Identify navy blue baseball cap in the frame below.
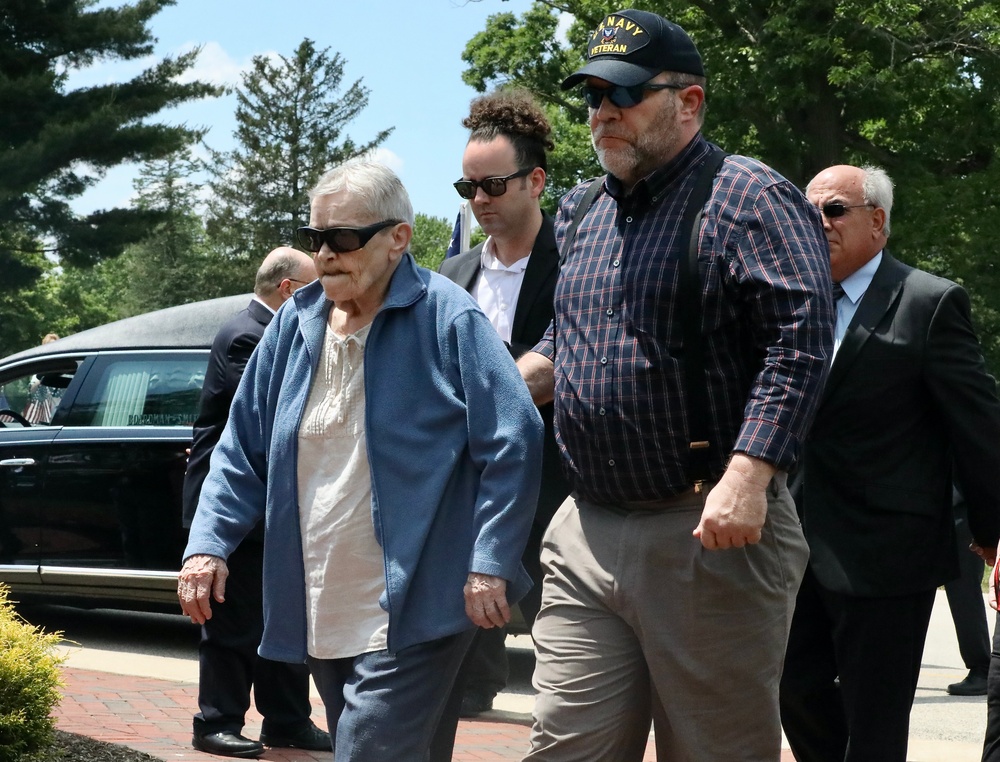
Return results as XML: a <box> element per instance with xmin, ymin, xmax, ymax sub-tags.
<box><xmin>561</xmin><ymin>9</ymin><xmax>704</xmax><ymax>89</ymax></box>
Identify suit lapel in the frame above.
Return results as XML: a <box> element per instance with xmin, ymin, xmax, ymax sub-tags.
<box><xmin>451</xmin><ymin>245</ymin><xmax>484</xmax><ymax>293</ymax></box>
<box><xmin>246</xmin><ymin>297</ymin><xmax>273</xmax><ymax>328</ymax></box>
<box><xmin>511</xmin><ymin>214</ymin><xmax>558</xmax><ymax>344</ymax></box>
<box><xmin>823</xmin><ymin>253</ymin><xmax>906</xmax><ymax>398</ymax></box>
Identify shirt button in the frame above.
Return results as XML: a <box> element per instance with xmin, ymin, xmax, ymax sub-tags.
<box><xmin>608</xmin><ymin>459</ymin><xmax>616</xmax><ymax>466</ymax></box>
<box><xmin>600</xmin><ymin>357</ymin><xmax>608</xmax><ymax>365</ymax></box>
<box><xmin>599</xmin><ymin>407</ymin><xmax>606</xmax><ymax>415</ymax></box>
<box><xmin>606</xmin><ymin>308</ymin><xmax>614</xmax><ymax>316</ymax></box>
<box><xmin>612</xmin><ymin>260</ymin><xmax>620</xmax><ymax>267</ymax></box>
<box><xmin>625</xmin><ymin>216</ymin><xmax>633</xmax><ymax>223</ymax></box>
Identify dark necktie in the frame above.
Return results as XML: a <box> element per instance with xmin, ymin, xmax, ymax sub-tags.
<box><xmin>832</xmin><ymin>282</ymin><xmax>846</xmax><ymax>302</ymax></box>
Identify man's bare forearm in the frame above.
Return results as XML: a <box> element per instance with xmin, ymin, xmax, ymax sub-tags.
<box><xmin>517</xmin><ymin>351</ymin><xmax>555</xmax><ymax>406</ymax></box>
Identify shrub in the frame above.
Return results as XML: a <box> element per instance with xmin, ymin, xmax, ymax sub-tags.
<box><xmin>0</xmin><ymin>585</ymin><xmax>64</xmax><ymax>762</ymax></box>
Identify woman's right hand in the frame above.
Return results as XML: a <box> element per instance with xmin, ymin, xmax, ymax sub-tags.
<box><xmin>177</xmin><ymin>554</ymin><xmax>229</xmax><ymax>624</ymax></box>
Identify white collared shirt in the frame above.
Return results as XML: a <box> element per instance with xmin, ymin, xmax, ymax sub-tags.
<box><xmin>252</xmin><ymin>295</ymin><xmax>276</xmax><ymax>315</ymax></box>
<box><xmin>472</xmin><ymin>237</ymin><xmax>530</xmax><ymax>345</ymax></box>
<box><xmin>832</xmin><ymin>250</ymin><xmax>883</xmax><ymax>360</ymax></box>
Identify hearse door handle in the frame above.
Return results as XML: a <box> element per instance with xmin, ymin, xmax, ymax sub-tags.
<box><xmin>0</xmin><ymin>458</ymin><xmax>36</xmax><ymax>467</ymax></box>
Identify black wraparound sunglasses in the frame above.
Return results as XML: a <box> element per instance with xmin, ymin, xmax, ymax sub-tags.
<box><xmin>453</xmin><ymin>167</ymin><xmax>534</xmax><ymax>200</ymax></box>
<box><xmin>295</xmin><ymin>220</ymin><xmax>401</xmax><ymax>253</ymax></box>
<box><xmin>581</xmin><ymin>82</ymin><xmax>686</xmax><ymax>109</ymax></box>
<box><xmin>820</xmin><ymin>202</ymin><xmax>872</xmax><ymax>218</ymax></box>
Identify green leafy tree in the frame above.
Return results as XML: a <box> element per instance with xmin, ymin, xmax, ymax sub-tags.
<box><xmin>463</xmin><ymin>0</ymin><xmax>1000</xmax><ymax>369</ymax></box>
<box><xmin>0</xmin><ymin>243</ymin><xmax>62</xmax><ymax>358</ymax></box>
<box><xmin>207</xmin><ymin>38</ymin><xmax>393</xmax><ymax>278</ymax></box>
<box><xmin>409</xmin><ymin>213</ymin><xmax>453</xmax><ymax>271</ymax></box>
<box><xmin>44</xmin><ymin>260</ymin><xmax>120</xmax><ymax>340</ymax></box>
<box><xmin>27</xmin><ymin>150</ymin><xmax>227</xmax><ymax>348</ymax></box>
<box><xmin>0</xmin><ymin>0</ymin><xmax>221</xmax><ymax>289</ymax></box>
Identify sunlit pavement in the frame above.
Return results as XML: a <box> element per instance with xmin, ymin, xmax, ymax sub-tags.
<box><xmin>52</xmin><ymin>588</ymin><xmax>988</xmax><ymax>760</ymax></box>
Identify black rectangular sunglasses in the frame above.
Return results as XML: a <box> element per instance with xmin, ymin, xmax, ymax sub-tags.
<box><xmin>453</xmin><ymin>167</ymin><xmax>533</xmax><ymax>200</ymax></box>
<box><xmin>820</xmin><ymin>202</ymin><xmax>872</xmax><ymax>218</ymax></box>
<box><xmin>295</xmin><ymin>220</ymin><xmax>400</xmax><ymax>253</ymax></box>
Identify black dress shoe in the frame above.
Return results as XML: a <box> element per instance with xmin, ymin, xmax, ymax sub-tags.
<box><xmin>947</xmin><ymin>669</ymin><xmax>989</xmax><ymax>696</ymax></box>
<box><xmin>192</xmin><ymin>731</ymin><xmax>264</xmax><ymax>758</ymax></box>
<box><xmin>260</xmin><ymin>721</ymin><xmax>332</xmax><ymax>751</ymax></box>
<box><xmin>459</xmin><ymin>691</ymin><xmax>495</xmax><ymax>718</ymax></box>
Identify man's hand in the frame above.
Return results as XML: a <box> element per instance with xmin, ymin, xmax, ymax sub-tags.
<box><xmin>991</xmin><ymin>558</ymin><xmax>1000</xmax><ymax>611</ymax></box>
<box><xmin>693</xmin><ymin>454</ymin><xmax>775</xmax><ymax>550</ymax></box>
<box><xmin>987</xmin><ymin>539</ymin><xmax>1000</xmax><ymax>611</ymax></box>
<box><xmin>177</xmin><ymin>554</ymin><xmax>228</xmax><ymax>625</ymax></box>
<box><xmin>464</xmin><ymin>573</ymin><xmax>510</xmax><ymax>628</ymax></box>
<box><xmin>971</xmin><ymin>541</ymin><xmax>998</xmax><ymax>569</ymax></box>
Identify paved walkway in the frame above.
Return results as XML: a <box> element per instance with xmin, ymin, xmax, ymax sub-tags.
<box><xmin>54</xmin><ymin>666</ymin><xmax>660</xmax><ymax>761</ymax></box>
<box><xmin>48</xmin><ymin>589</ymin><xmax>991</xmax><ymax>760</ymax></box>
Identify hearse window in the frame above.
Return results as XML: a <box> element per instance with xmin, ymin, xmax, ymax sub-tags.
<box><xmin>62</xmin><ymin>355</ymin><xmax>206</xmax><ymax>427</ymax></box>
<box><xmin>0</xmin><ymin>362</ymin><xmax>78</xmax><ymax>426</ymax></box>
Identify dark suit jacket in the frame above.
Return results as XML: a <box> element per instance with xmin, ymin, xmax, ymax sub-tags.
<box><xmin>794</xmin><ymin>253</ymin><xmax>1000</xmax><ymax>597</ymax></box>
<box><xmin>182</xmin><ymin>298</ymin><xmax>272</xmax><ymax>529</ymax></box>
<box><xmin>439</xmin><ymin>214</ymin><xmax>569</xmax><ymax>526</ymax></box>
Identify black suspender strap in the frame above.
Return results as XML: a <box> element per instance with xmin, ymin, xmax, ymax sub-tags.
<box><xmin>677</xmin><ymin>146</ymin><xmax>728</xmax><ymax>485</ymax></box>
<box><xmin>559</xmin><ymin>177</ymin><xmax>605</xmax><ymax>266</ymax></box>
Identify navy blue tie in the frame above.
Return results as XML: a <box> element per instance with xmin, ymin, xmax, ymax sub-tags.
<box><xmin>832</xmin><ymin>282</ymin><xmax>846</xmax><ymax>302</ymax></box>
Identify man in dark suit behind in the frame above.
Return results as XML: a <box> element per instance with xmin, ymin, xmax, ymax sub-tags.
<box><xmin>182</xmin><ymin>246</ymin><xmax>329</xmax><ymax>759</ymax></box>
<box><xmin>438</xmin><ymin>89</ymin><xmax>570</xmax><ymax>722</ymax></box>
<box><xmin>780</xmin><ymin>164</ymin><xmax>1000</xmax><ymax>762</ymax></box>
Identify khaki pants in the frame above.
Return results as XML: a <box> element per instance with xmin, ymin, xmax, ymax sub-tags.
<box><xmin>525</xmin><ymin>475</ymin><xmax>808</xmax><ymax>762</ymax></box>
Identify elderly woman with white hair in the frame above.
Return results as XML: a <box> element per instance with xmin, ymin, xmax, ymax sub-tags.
<box><xmin>179</xmin><ymin>160</ymin><xmax>543</xmax><ymax>760</ymax></box>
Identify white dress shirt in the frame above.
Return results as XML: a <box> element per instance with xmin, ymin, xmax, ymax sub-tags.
<box><xmin>472</xmin><ymin>237</ymin><xmax>530</xmax><ymax>345</ymax></box>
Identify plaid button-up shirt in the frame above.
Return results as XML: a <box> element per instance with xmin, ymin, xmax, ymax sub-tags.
<box><xmin>535</xmin><ymin>135</ymin><xmax>833</xmax><ymax>503</ymax></box>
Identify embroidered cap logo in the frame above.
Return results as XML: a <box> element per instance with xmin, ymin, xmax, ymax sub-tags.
<box><xmin>588</xmin><ymin>15</ymin><xmax>649</xmax><ymax>59</ymax></box>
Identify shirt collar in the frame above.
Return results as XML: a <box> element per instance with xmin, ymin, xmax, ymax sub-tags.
<box><xmin>481</xmin><ymin>236</ymin><xmax>530</xmax><ymax>273</ymax></box>
<box><xmin>839</xmin><ymin>251</ymin><xmax>883</xmax><ymax>304</ymax></box>
<box><xmin>252</xmin><ymin>295</ymin><xmax>276</xmax><ymax>315</ymax></box>
<box><xmin>604</xmin><ymin>133</ymin><xmax>711</xmax><ymax>210</ymax></box>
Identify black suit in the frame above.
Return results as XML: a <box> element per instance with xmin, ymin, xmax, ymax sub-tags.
<box><xmin>183</xmin><ymin>298</ymin><xmax>313</xmax><ymax>739</ymax></box>
<box><xmin>436</xmin><ymin>214</ymin><xmax>569</xmax><ymax>739</ymax></box>
<box><xmin>781</xmin><ymin>254</ymin><xmax>1000</xmax><ymax>761</ymax></box>
<box><xmin>183</xmin><ymin>298</ymin><xmax>272</xmax><ymax>528</ymax></box>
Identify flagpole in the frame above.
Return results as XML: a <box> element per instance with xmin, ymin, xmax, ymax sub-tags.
<box><xmin>445</xmin><ymin>202</ymin><xmax>473</xmax><ymax>259</ymax></box>
<box><xmin>459</xmin><ymin>201</ymin><xmax>471</xmax><ymax>252</ymax></box>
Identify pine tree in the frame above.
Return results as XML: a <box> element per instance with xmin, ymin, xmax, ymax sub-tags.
<box><xmin>206</xmin><ymin>38</ymin><xmax>393</xmax><ymax>269</ymax></box>
<box><xmin>0</xmin><ymin>0</ymin><xmax>221</xmax><ymax>285</ymax></box>
<box><xmin>117</xmin><ymin>150</ymin><xmax>238</xmax><ymax>316</ymax></box>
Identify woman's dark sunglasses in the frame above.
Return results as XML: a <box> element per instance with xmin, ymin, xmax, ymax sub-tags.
<box><xmin>581</xmin><ymin>82</ymin><xmax>685</xmax><ymax>109</ymax></box>
<box><xmin>453</xmin><ymin>167</ymin><xmax>533</xmax><ymax>200</ymax></box>
<box><xmin>295</xmin><ymin>220</ymin><xmax>401</xmax><ymax>253</ymax></box>
<box><xmin>820</xmin><ymin>202</ymin><xmax>872</xmax><ymax>218</ymax></box>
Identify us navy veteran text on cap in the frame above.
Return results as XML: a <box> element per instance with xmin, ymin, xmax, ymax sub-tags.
<box><xmin>561</xmin><ymin>9</ymin><xmax>705</xmax><ymax>90</ymax></box>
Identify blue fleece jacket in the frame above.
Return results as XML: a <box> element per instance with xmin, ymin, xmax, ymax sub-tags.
<box><xmin>184</xmin><ymin>254</ymin><xmax>543</xmax><ymax>660</ymax></box>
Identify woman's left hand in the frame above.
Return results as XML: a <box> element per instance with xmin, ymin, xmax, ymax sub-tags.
<box><xmin>464</xmin><ymin>573</ymin><xmax>510</xmax><ymax>628</ymax></box>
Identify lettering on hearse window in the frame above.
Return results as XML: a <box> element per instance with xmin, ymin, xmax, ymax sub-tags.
<box><xmin>60</xmin><ymin>354</ymin><xmax>207</xmax><ymax>427</ymax></box>
<box><xmin>127</xmin><ymin>413</ymin><xmax>195</xmax><ymax>426</ymax></box>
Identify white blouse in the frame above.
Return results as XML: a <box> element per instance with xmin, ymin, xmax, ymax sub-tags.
<box><xmin>296</xmin><ymin>322</ymin><xmax>388</xmax><ymax>659</ymax></box>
